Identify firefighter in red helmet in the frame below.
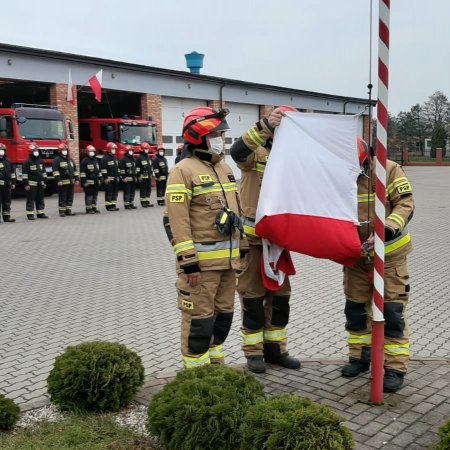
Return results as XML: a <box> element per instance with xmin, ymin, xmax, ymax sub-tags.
<box><xmin>230</xmin><ymin>105</ymin><xmax>301</xmax><ymax>373</ymax></box>
<box><xmin>52</xmin><ymin>143</ymin><xmax>79</xmax><ymax>216</ymax></box>
<box><xmin>136</xmin><ymin>142</ymin><xmax>154</xmax><ymax>207</ymax></box>
<box><xmin>0</xmin><ymin>143</ymin><xmax>16</xmax><ymax>223</ymax></box>
<box><xmin>175</xmin><ymin>144</ymin><xmax>184</xmax><ymax>164</ymax></box>
<box><xmin>80</xmin><ymin>145</ymin><xmax>102</xmax><ymax>214</ymax></box>
<box><xmin>153</xmin><ymin>146</ymin><xmax>169</xmax><ymax>205</ymax></box>
<box><xmin>341</xmin><ymin>136</ymin><xmax>415</xmax><ymax>393</ymax></box>
<box><xmin>22</xmin><ymin>144</ymin><xmax>48</xmax><ymax>220</ymax></box>
<box><xmin>163</xmin><ymin>107</ymin><xmax>248</xmax><ymax>368</ymax></box>
<box><xmin>100</xmin><ymin>142</ymin><xmax>120</xmax><ymax>211</ymax></box>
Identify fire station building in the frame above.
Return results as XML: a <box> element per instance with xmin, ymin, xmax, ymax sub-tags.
<box><xmin>0</xmin><ymin>43</ymin><xmax>371</xmax><ymax>173</ymax></box>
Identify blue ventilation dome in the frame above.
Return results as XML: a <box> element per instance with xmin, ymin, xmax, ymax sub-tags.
<box><xmin>185</xmin><ymin>52</ymin><xmax>205</xmax><ymax>74</ymax></box>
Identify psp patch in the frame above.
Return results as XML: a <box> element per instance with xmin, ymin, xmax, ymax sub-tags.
<box><xmin>397</xmin><ymin>183</ymin><xmax>412</xmax><ymax>194</ymax></box>
<box><xmin>228</xmin><ymin>174</ymin><xmax>236</xmax><ymax>182</ymax></box>
<box><xmin>170</xmin><ymin>193</ymin><xmax>185</xmax><ymax>203</ymax></box>
<box><xmin>181</xmin><ymin>300</ymin><xmax>194</xmax><ymax>310</ymax></box>
<box><xmin>199</xmin><ymin>174</ymin><xmax>213</xmax><ymax>183</ymax></box>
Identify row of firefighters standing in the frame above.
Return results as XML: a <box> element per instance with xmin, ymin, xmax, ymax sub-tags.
<box><xmin>163</xmin><ymin>106</ymin><xmax>414</xmax><ymax>394</ymax></box>
<box><xmin>0</xmin><ymin>142</ymin><xmax>171</xmax><ymax>221</ymax></box>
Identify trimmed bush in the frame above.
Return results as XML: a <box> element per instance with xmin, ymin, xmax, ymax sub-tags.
<box><xmin>435</xmin><ymin>419</ymin><xmax>450</xmax><ymax>450</ymax></box>
<box><xmin>47</xmin><ymin>341</ymin><xmax>144</xmax><ymax>412</ymax></box>
<box><xmin>147</xmin><ymin>364</ymin><xmax>265</xmax><ymax>450</ymax></box>
<box><xmin>0</xmin><ymin>394</ymin><xmax>20</xmax><ymax>431</ymax></box>
<box><xmin>240</xmin><ymin>395</ymin><xmax>354</xmax><ymax>450</ymax></box>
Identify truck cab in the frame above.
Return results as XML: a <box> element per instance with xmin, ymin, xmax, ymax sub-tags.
<box><xmin>0</xmin><ymin>103</ymin><xmax>73</xmax><ymax>192</ymax></box>
<box><xmin>79</xmin><ymin>117</ymin><xmax>158</xmax><ymax>161</ymax></box>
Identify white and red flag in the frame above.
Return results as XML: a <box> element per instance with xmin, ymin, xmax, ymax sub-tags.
<box><xmin>88</xmin><ymin>69</ymin><xmax>103</xmax><ymax>103</ymax></box>
<box><xmin>255</xmin><ymin>112</ymin><xmax>362</xmax><ymax>269</ymax></box>
<box><xmin>66</xmin><ymin>69</ymin><xmax>75</xmax><ymax>105</ymax></box>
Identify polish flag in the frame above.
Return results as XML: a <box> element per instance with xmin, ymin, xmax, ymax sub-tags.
<box><xmin>255</xmin><ymin>112</ymin><xmax>362</xmax><ymax>268</ymax></box>
<box><xmin>88</xmin><ymin>69</ymin><xmax>103</xmax><ymax>103</ymax></box>
<box><xmin>66</xmin><ymin>69</ymin><xmax>75</xmax><ymax>105</ymax></box>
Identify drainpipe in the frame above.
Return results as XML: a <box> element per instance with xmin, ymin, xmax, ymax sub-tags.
<box><xmin>219</xmin><ymin>82</ymin><xmax>226</xmax><ymax>108</ymax></box>
<box><xmin>343</xmin><ymin>99</ymin><xmax>349</xmax><ymax>114</ymax></box>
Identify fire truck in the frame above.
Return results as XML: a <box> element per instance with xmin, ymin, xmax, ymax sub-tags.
<box><xmin>0</xmin><ymin>103</ymin><xmax>73</xmax><ymax>192</ymax></box>
<box><xmin>79</xmin><ymin>117</ymin><xmax>158</xmax><ymax>160</ymax></box>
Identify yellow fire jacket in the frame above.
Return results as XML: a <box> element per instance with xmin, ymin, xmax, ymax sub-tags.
<box><xmin>230</xmin><ymin>118</ymin><xmax>274</xmax><ymax>245</ymax></box>
<box><xmin>164</xmin><ymin>153</ymin><xmax>247</xmax><ymax>272</ymax></box>
<box><xmin>358</xmin><ymin>158</ymin><xmax>414</xmax><ymax>262</ymax></box>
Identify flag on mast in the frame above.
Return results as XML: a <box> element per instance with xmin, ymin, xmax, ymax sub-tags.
<box><xmin>66</xmin><ymin>69</ymin><xmax>75</xmax><ymax>105</ymax></box>
<box><xmin>88</xmin><ymin>69</ymin><xmax>103</xmax><ymax>103</ymax></box>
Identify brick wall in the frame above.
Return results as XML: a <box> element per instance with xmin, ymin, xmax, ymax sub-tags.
<box><xmin>49</xmin><ymin>83</ymin><xmax>79</xmax><ymax>166</ymax></box>
<box><xmin>140</xmin><ymin>94</ymin><xmax>162</xmax><ymax>146</ymax></box>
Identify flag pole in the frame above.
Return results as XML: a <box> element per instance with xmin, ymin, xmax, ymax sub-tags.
<box><xmin>371</xmin><ymin>0</ymin><xmax>390</xmax><ymax>405</ymax></box>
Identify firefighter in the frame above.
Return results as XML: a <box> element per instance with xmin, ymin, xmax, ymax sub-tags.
<box><xmin>0</xmin><ymin>143</ymin><xmax>16</xmax><ymax>223</ymax></box>
<box><xmin>153</xmin><ymin>146</ymin><xmax>168</xmax><ymax>205</ymax></box>
<box><xmin>230</xmin><ymin>106</ymin><xmax>301</xmax><ymax>374</ymax></box>
<box><xmin>22</xmin><ymin>144</ymin><xmax>48</xmax><ymax>220</ymax></box>
<box><xmin>100</xmin><ymin>142</ymin><xmax>120</xmax><ymax>211</ymax></box>
<box><xmin>164</xmin><ymin>107</ymin><xmax>247</xmax><ymax>368</ymax></box>
<box><xmin>80</xmin><ymin>145</ymin><xmax>102</xmax><ymax>214</ymax></box>
<box><xmin>341</xmin><ymin>137</ymin><xmax>414</xmax><ymax>393</ymax></box>
<box><xmin>175</xmin><ymin>144</ymin><xmax>184</xmax><ymax>164</ymax></box>
<box><xmin>52</xmin><ymin>143</ymin><xmax>79</xmax><ymax>217</ymax></box>
<box><xmin>136</xmin><ymin>142</ymin><xmax>154</xmax><ymax>207</ymax></box>
<box><xmin>119</xmin><ymin>145</ymin><xmax>137</xmax><ymax>209</ymax></box>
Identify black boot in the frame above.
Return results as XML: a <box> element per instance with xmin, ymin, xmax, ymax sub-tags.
<box><xmin>65</xmin><ymin>210</ymin><xmax>76</xmax><ymax>216</ymax></box>
<box><xmin>130</xmin><ymin>204</ymin><xmax>137</xmax><ymax>209</ymax></box>
<box><xmin>37</xmin><ymin>214</ymin><xmax>49</xmax><ymax>219</ymax></box>
<box><xmin>246</xmin><ymin>356</ymin><xmax>266</xmax><ymax>374</ymax></box>
<box><xmin>27</xmin><ymin>215</ymin><xmax>35</xmax><ymax>220</ymax></box>
<box><xmin>341</xmin><ymin>346</ymin><xmax>371</xmax><ymax>377</ymax></box>
<box><xmin>3</xmin><ymin>216</ymin><xmax>15</xmax><ymax>222</ymax></box>
<box><xmin>383</xmin><ymin>370</ymin><xmax>405</xmax><ymax>393</ymax></box>
<box><xmin>264</xmin><ymin>343</ymin><xmax>301</xmax><ymax>370</ymax></box>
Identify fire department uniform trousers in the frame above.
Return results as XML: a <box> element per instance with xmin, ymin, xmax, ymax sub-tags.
<box><xmin>57</xmin><ymin>183</ymin><xmax>75</xmax><ymax>213</ymax></box>
<box><xmin>164</xmin><ymin>153</ymin><xmax>245</xmax><ymax>368</ymax></box>
<box><xmin>140</xmin><ymin>177</ymin><xmax>151</xmax><ymax>206</ymax></box>
<box><xmin>0</xmin><ymin>184</ymin><xmax>12</xmax><ymax>220</ymax></box>
<box><xmin>123</xmin><ymin>178</ymin><xmax>136</xmax><ymax>206</ymax></box>
<box><xmin>344</xmin><ymin>159</ymin><xmax>414</xmax><ymax>374</ymax></box>
<box><xmin>85</xmin><ymin>183</ymin><xmax>99</xmax><ymax>211</ymax></box>
<box><xmin>105</xmin><ymin>180</ymin><xmax>119</xmax><ymax>208</ymax></box>
<box><xmin>26</xmin><ymin>184</ymin><xmax>46</xmax><ymax>216</ymax></box>
<box><xmin>230</xmin><ymin>116</ymin><xmax>293</xmax><ymax>360</ymax></box>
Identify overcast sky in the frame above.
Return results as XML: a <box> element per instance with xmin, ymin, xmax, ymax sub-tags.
<box><xmin>1</xmin><ymin>0</ymin><xmax>449</xmax><ymax>115</ymax></box>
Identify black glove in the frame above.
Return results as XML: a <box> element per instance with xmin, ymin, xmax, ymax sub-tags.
<box><xmin>385</xmin><ymin>226</ymin><xmax>398</xmax><ymax>242</ymax></box>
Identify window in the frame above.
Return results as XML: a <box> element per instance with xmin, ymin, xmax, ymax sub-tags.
<box><xmin>176</xmin><ymin>136</ymin><xmax>184</xmax><ymax>143</ymax></box>
<box><xmin>79</xmin><ymin>123</ymin><xmax>92</xmax><ymax>141</ymax></box>
<box><xmin>164</xmin><ymin>148</ymin><xmax>173</xmax><ymax>156</ymax></box>
<box><xmin>163</xmin><ymin>135</ymin><xmax>173</xmax><ymax>143</ymax></box>
<box><xmin>225</xmin><ymin>137</ymin><xmax>232</xmax><ymax>144</ymax></box>
<box><xmin>101</xmin><ymin>124</ymin><xmax>115</xmax><ymax>140</ymax></box>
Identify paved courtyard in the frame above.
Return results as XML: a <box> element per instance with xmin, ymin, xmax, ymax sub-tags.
<box><xmin>1</xmin><ymin>166</ymin><xmax>449</xmax><ymax>408</ymax></box>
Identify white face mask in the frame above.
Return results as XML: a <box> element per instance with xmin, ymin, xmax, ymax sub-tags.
<box><xmin>110</xmin><ymin>149</ymin><xmax>116</xmax><ymax>155</ymax></box>
<box><xmin>33</xmin><ymin>151</ymin><xmax>39</xmax><ymax>157</ymax></box>
<box><xmin>62</xmin><ymin>150</ymin><xmax>68</xmax><ymax>156</ymax></box>
<box><xmin>128</xmin><ymin>150</ymin><xmax>133</xmax><ymax>156</ymax></box>
<box><xmin>144</xmin><ymin>149</ymin><xmax>149</xmax><ymax>154</ymax></box>
<box><xmin>158</xmin><ymin>151</ymin><xmax>164</xmax><ymax>157</ymax></box>
<box><xmin>0</xmin><ymin>150</ymin><xmax>5</xmax><ymax>157</ymax></box>
<box><xmin>208</xmin><ymin>136</ymin><xmax>224</xmax><ymax>155</ymax></box>
<box><xmin>89</xmin><ymin>151</ymin><xmax>95</xmax><ymax>158</ymax></box>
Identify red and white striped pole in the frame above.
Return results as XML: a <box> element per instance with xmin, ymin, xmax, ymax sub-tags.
<box><xmin>371</xmin><ymin>0</ymin><xmax>390</xmax><ymax>404</ymax></box>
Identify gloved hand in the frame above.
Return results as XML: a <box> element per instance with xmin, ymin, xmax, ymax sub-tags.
<box><xmin>385</xmin><ymin>226</ymin><xmax>398</xmax><ymax>241</ymax></box>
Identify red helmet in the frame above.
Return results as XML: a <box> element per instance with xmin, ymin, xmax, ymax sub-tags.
<box><xmin>140</xmin><ymin>142</ymin><xmax>151</xmax><ymax>151</ymax></box>
<box><xmin>357</xmin><ymin>137</ymin><xmax>370</xmax><ymax>164</ymax></box>
<box><xmin>182</xmin><ymin>107</ymin><xmax>230</xmax><ymax>146</ymax></box>
<box><xmin>57</xmin><ymin>143</ymin><xmax>68</xmax><ymax>153</ymax></box>
<box><xmin>157</xmin><ymin>146</ymin><xmax>165</xmax><ymax>152</ymax></box>
<box><xmin>86</xmin><ymin>145</ymin><xmax>96</xmax><ymax>154</ymax></box>
<box><xmin>28</xmin><ymin>143</ymin><xmax>39</xmax><ymax>154</ymax></box>
<box><xmin>106</xmin><ymin>142</ymin><xmax>117</xmax><ymax>153</ymax></box>
<box><xmin>278</xmin><ymin>105</ymin><xmax>298</xmax><ymax>113</ymax></box>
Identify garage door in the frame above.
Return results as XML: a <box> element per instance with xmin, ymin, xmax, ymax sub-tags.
<box><xmin>224</xmin><ymin>102</ymin><xmax>259</xmax><ymax>178</ymax></box>
<box><xmin>161</xmin><ymin>97</ymin><xmax>207</xmax><ymax>169</ymax></box>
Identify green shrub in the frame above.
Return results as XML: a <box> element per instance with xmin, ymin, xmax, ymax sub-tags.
<box><xmin>240</xmin><ymin>395</ymin><xmax>354</xmax><ymax>450</ymax></box>
<box><xmin>435</xmin><ymin>419</ymin><xmax>450</xmax><ymax>450</ymax></box>
<box><xmin>47</xmin><ymin>341</ymin><xmax>144</xmax><ymax>412</ymax></box>
<box><xmin>147</xmin><ymin>364</ymin><xmax>265</xmax><ymax>450</ymax></box>
<box><xmin>0</xmin><ymin>394</ymin><xmax>20</xmax><ymax>431</ymax></box>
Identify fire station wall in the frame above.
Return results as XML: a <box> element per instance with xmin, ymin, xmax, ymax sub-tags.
<box><xmin>141</xmin><ymin>94</ymin><xmax>162</xmax><ymax>147</ymax></box>
<box><xmin>49</xmin><ymin>83</ymin><xmax>79</xmax><ymax>166</ymax></box>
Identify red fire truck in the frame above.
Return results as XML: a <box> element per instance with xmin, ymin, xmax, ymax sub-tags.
<box><xmin>0</xmin><ymin>103</ymin><xmax>73</xmax><ymax>192</ymax></box>
<box><xmin>79</xmin><ymin>117</ymin><xmax>158</xmax><ymax>160</ymax></box>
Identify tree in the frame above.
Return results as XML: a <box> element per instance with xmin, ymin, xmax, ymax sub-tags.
<box><xmin>430</xmin><ymin>122</ymin><xmax>447</xmax><ymax>158</ymax></box>
<box><xmin>423</xmin><ymin>91</ymin><xmax>449</xmax><ymax>130</ymax></box>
